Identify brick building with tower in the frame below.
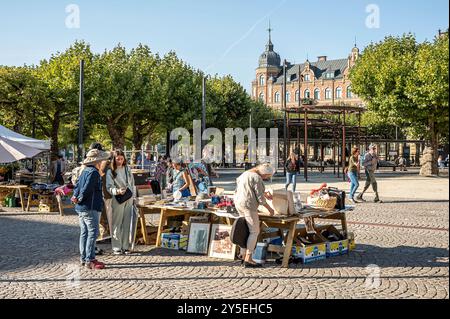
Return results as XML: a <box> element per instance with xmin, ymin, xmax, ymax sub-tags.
<box><xmin>251</xmin><ymin>27</ymin><xmax>364</xmax><ymax>109</ymax></box>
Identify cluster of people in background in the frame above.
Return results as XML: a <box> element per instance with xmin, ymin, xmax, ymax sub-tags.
<box><xmin>283</xmin><ymin>144</ymin><xmax>383</xmax><ymax>204</ymax></box>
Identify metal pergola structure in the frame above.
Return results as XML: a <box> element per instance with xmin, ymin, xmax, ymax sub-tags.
<box><xmin>274</xmin><ymin>104</ymin><xmax>367</xmax><ymax>181</ymax></box>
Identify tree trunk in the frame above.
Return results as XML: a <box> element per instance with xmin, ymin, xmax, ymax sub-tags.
<box><xmin>419</xmin><ymin>120</ymin><xmax>439</xmax><ymax>176</ymax></box>
<box><xmin>131</xmin><ymin>123</ymin><xmax>143</xmax><ymax>165</ymax></box>
<box><xmin>106</xmin><ymin>120</ymin><xmax>125</xmax><ymax>149</ymax></box>
<box><xmin>430</xmin><ymin>121</ymin><xmax>439</xmax><ymax>176</ymax></box>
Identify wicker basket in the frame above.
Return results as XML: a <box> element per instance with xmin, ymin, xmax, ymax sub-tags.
<box><xmin>311</xmin><ymin>196</ymin><xmax>337</xmax><ymax>210</ymax></box>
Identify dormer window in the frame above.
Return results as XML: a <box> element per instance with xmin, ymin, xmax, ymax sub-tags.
<box><xmin>304</xmin><ymin>74</ymin><xmax>310</xmax><ymax>82</ymax></box>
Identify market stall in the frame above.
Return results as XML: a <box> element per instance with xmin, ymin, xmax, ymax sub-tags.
<box><xmin>136</xmin><ymin>188</ymin><xmax>354</xmax><ymax>268</ymax></box>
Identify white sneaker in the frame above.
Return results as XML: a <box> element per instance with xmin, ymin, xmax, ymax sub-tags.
<box><xmin>113</xmin><ymin>250</ymin><xmax>122</xmax><ymax>255</ymax></box>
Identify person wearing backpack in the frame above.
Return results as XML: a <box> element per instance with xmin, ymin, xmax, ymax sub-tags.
<box><xmin>71</xmin><ymin>149</ymin><xmax>110</xmax><ymax>270</ymax></box>
<box><xmin>357</xmin><ymin>144</ymin><xmax>382</xmax><ymax>203</ymax></box>
<box><xmin>106</xmin><ymin>149</ymin><xmax>136</xmax><ymax>255</ymax></box>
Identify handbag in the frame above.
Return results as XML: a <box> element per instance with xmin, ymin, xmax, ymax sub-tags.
<box><xmin>114</xmin><ymin>167</ymin><xmax>133</xmax><ymax>204</ymax></box>
<box><xmin>327</xmin><ymin>187</ymin><xmax>346</xmax><ymax>210</ymax></box>
<box><xmin>230</xmin><ymin>217</ymin><xmax>249</xmax><ymax>248</ymax></box>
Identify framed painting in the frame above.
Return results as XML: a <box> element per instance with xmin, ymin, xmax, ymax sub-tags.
<box><xmin>186</xmin><ymin>222</ymin><xmax>211</xmax><ymax>255</ymax></box>
<box><xmin>208</xmin><ymin>224</ymin><xmax>236</xmax><ymax>260</ymax></box>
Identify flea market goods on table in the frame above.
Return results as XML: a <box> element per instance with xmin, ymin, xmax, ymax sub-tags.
<box><xmin>136</xmin><ymin>187</ymin><xmax>355</xmax><ymax>268</ymax></box>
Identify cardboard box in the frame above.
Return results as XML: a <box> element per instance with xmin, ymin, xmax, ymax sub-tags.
<box><xmin>347</xmin><ymin>232</ymin><xmax>356</xmax><ymax>251</ymax></box>
<box><xmin>258</xmin><ymin>189</ymin><xmax>295</xmax><ymax>216</ymax></box>
<box><xmin>315</xmin><ymin>225</ymin><xmax>349</xmax><ymax>257</ymax></box>
<box><xmin>38</xmin><ymin>203</ymin><xmax>58</xmax><ymax>213</ymax></box>
<box><xmin>292</xmin><ymin>243</ymin><xmax>327</xmax><ymax>264</ymax></box>
<box><xmin>326</xmin><ymin>239</ymin><xmax>349</xmax><ymax>257</ymax></box>
<box><xmin>292</xmin><ymin>227</ymin><xmax>327</xmax><ymax>263</ymax></box>
<box><xmin>161</xmin><ymin>233</ymin><xmax>188</xmax><ymax>250</ymax></box>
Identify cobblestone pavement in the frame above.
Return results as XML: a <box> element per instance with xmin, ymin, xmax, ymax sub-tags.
<box><xmin>0</xmin><ymin>173</ymin><xmax>448</xmax><ymax>299</ymax></box>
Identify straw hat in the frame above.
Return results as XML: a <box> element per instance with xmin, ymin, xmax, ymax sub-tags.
<box><xmin>82</xmin><ymin>149</ymin><xmax>111</xmax><ymax>165</ymax></box>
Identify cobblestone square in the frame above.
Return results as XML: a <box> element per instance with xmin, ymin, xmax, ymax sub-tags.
<box><xmin>0</xmin><ymin>170</ymin><xmax>448</xmax><ymax>299</ymax></box>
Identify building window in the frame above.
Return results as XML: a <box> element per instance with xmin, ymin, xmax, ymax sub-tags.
<box><xmin>304</xmin><ymin>74</ymin><xmax>310</xmax><ymax>82</ymax></box>
<box><xmin>314</xmin><ymin>88</ymin><xmax>320</xmax><ymax>100</ymax></box>
<box><xmin>304</xmin><ymin>89</ymin><xmax>310</xmax><ymax>99</ymax></box>
<box><xmin>274</xmin><ymin>92</ymin><xmax>280</xmax><ymax>103</ymax></box>
<box><xmin>336</xmin><ymin>87</ymin><xmax>342</xmax><ymax>99</ymax></box>
<box><xmin>325</xmin><ymin>88</ymin><xmax>332</xmax><ymax>100</ymax></box>
<box><xmin>286</xmin><ymin>92</ymin><xmax>291</xmax><ymax>103</ymax></box>
<box><xmin>295</xmin><ymin>90</ymin><xmax>300</xmax><ymax>102</ymax></box>
<box><xmin>259</xmin><ymin>92</ymin><xmax>264</xmax><ymax>102</ymax></box>
<box><xmin>347</xmin><ymin>86</ymin><xmax>353</xmax><ymax>98</ymax></box>
<box><xmin>259</xmin><ymin>75</ymin><xmax>265</xmax><ymax>86</ymax></box>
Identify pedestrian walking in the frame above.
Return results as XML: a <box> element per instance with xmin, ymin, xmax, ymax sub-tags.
<box><xmin>347</xmin><ymin>147</ymin><xmax>360</xmax><ymax>203</ymax></box>
<box><xmin>357</xmin><ymin>144</ymin><xmax>382</xmax><ymax>203</ymax></box>
<box><xmin>285</xmin><ymin>152</ymin><xmax>301</xmax><ymax>192</ymax></box>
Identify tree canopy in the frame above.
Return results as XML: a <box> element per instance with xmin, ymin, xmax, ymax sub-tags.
<box><xmin>0</xmin><ymin>41</ymin><xmax>274</xmax><ymax>158</ymax></box>
<box><xmin>350</xmin><ymin>32</ymin><xmax>449</xmax><ymax>174</ymax></box>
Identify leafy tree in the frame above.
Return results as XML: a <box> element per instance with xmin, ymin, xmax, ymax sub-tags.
<box><xmin>0</xmin><ymin>66</ymin><xmax>48</xmax><ymax>138</ymax></box>
<box><xmin>405</xmin><ymin>32</ymin><xmax>449</xmax><ymax>167</ymax></box>
<box><xmin>128</xmin><ymin>45</ymin><xmax>165</xmax><ymax>155</ymax></box>
<box><xmin>36</xmin><ymin>41</ymin><xmax>94</xmax><ymax>156</ymax></box>
<box><xmin>157</xmin><ymin>52</ymin><xmax>203</xmax><ymax>148</ymax></box>
<box><xmin>88</xmin><ymin>44</ymin><xmax>136</xmax><ymax>149</ymax></box>
<box><xmin>350</xmin><ymin>33</ymin><xmax>449</xmax><ymax>175</ymax></box>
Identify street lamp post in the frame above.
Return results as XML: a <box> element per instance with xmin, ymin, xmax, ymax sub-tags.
<box><xmin>201</xmin><ymin>75</ymin><xmax>207</xmax><ymax>154</ymax></box>
<box><xmin>77</xmin><ymin>60</ymin><xmax>85</xmax><ymax>163</ymax></box>
<box><xmin>283</xmin><ymin>59</ymin><xmax>287</xmax><ymax>175</ymax></box>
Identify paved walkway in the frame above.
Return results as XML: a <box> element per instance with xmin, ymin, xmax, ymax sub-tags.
<box><xmin>0</xmin><ymin>170</ymin><xmax>448</xmax><ymax>299</ymax></box>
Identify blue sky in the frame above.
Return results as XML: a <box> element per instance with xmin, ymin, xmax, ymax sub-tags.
<box><xmin>1</xmin><ymin>0</ymin><xmax>448</xmax><ymax>92</ymax></box>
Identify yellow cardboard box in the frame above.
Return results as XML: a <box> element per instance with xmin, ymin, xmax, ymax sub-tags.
<box><xmin>348</xmin><ymin>232</ymin><xmax>356</xmax><ymax>251</ymax></box>
<box><xmin>292</xmin><ymin>243</ymin><xmax>327</xmax><ymax>264</ymax></box>
<box><xmin>161</xmin><ymin>233</ymin><xmax>188</xmax><ymax>250</ymax></box>
<box><xmin>326</xmin><ymin>239</ymin><xmax>349</xmax><ymax>257</ymax></box>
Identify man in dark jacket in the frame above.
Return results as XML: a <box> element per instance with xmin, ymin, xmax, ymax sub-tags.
<box><xmin>72</xmin><ymin>149</ymin><xmax>110</xmax><ymax>270</ymax></box>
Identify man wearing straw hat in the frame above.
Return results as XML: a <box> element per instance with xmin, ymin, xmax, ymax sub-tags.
<box><xmin>71</xmin><ymin>149</ymin><xmax>110</xmax><ymax>270</ymax></box>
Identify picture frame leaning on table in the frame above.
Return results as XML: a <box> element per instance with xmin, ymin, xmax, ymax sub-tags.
<box><xmin>186</xmin><ymin>221</ymin><xmax>211</xmax><ymax>255</ymax></box>
<box><xmin>208</xmin><ymin>224</ymin><xmax>236</xmax><ymax>260</ymax></box>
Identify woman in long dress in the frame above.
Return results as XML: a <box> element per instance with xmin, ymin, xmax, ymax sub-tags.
<box><xmin>106</xmin><ymin>150</ymin><xmax>136</xmax><ymax>255</ymax></box>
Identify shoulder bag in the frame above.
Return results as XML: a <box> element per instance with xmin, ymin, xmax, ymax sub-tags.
<box><xmin>114</xmin><ymin>166</ymin><xmax>133</xmax><ymax>204</ymax></box>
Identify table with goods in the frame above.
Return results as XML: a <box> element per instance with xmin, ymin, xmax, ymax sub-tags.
<box><xmin>135</xmin><ymin>183</ymin><xmax>355</xmax><ymax>268</ymax></box>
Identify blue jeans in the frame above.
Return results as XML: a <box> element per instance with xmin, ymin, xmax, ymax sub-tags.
<box><xmin>77</xmin><ymin>210</ymin><xmax>100</xmax><ymax>263</ymax></box>
<box><xmin>285</xmin><ymin>172</ymin><xmax>297</xmax><ymax>192</ymax></box>
<box><xmin>347</xmin><ymin>171</ymin><xmax>359</xmax><ymax>199</ymax></box>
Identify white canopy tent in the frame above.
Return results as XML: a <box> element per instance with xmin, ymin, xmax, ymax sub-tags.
<box><xmin>0</xmin><ymin>125</ymin><xmax>50</xmax><ymax>150</ymax></box>
<box><xmin>0</xmin><ymin>125</ymin><xmax>51</xmax><ymax>164</ymax></box>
